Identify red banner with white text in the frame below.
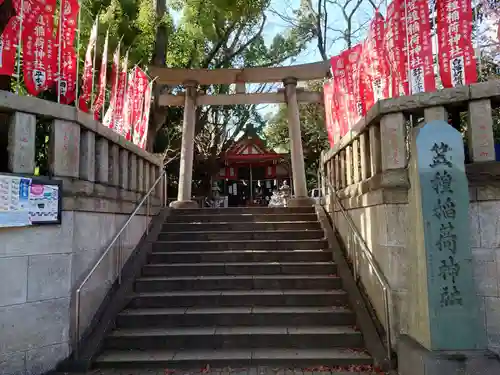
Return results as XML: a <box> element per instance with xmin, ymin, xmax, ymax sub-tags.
<box><xmin>22</xmin><ymin>0</ymin><xmax>58</xmax><ymax>96</ymax></box>
<box><xmin>360</xmin><ymin>12</ymin><xmax>391</xmax><ymax>112</ymax></box>
<box><xmin>56</xmin><ymin>0</ymin><xmax>79</xmax><ymax>104</ymax></box>
<box><xmin>122</xmin><ymin>68</ymin><xmax>136</xmax><ymax>140</ymax></box>
<box><xmin>78</xmin><ymin>19</ymin><xmax>98</xmax><ymax>112</ymax></box>
<box><xmin>322</xmin><ymin>80</ymin><xmax>336</xmax><ymax>148</ymax></box>
<box><xmin>92</xmin><ymin>31</ymin><xmax>109</xmax><ymax>120</ymax></box>
<box><xmin>406</xmin><ymin>0</ymin><xmax>436</xmax><ymax>95</ymax></box>
<box><xmin>130</xmin><ymin>68</ymin><xmax>149</xmax><ymax>145</ymax></box>
<box><xmin>103</xmin><ymin>43</ymin><xmax>120</xmax><ymax>128</ymax></box>
<box><xmin>385</xmin><ymin>0</ymin><xmax>409</xmax><ymax>96</ymax></box>
<box><xmin>0</xmin><ymin>10</ymin><xmax>19</xmax><ymax>76</ymax></box>
<box><xmin>137</xmin><ymin>82</ymin><xmax>153</xmax><ymax>149</ymax></box>
<box><xmin>330</xmin><ymin>44</ymin><xmax>363</xmax><ymax>138</ymax></box>
<box><xmin>406</xmin><ymin>0</ymin><xmax>435</xmax><ymax>93</ymax></box>
<box><xmin>437</xmin><ymin>0</ymin><xmax>476</xmax><ymax>87</ymax></box>
<box><xmin>112</xmin><ymin>52</ymin><xmax>128</xmax><ymax>137</ymax></box>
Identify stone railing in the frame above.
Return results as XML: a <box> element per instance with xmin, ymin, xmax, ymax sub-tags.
<box><xmin>320</xmin><ymin>80</ymin><xmax>500</xmax><ymax>353</ymax></box>
<box><xmin>0</xmin><ymin>90</ymin><xmax>164</xmax><ymax>209</ymax></box>
<box><xmin>322</xmin><ymin>81</ymin><xmax>499</xmax><ymax>200</ymax></box>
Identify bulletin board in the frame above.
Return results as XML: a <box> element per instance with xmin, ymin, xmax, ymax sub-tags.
<box><xmin>0</xmin><ymin>173</ymin><xmax>62</xmax><ymax>228</ymax></box>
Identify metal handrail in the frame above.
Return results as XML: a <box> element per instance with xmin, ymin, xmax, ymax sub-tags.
<box><xmin>319</xmin><ymin>170</ymin><xmax>393</xmax><ymax>363</ymax></box>
<box><xmin>74</xmin><ymin>163</ymin><xmax>170</xmax><ymax>358</ymax></box>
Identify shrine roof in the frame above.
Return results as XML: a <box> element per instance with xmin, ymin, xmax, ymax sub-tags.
<box><xmin>222</xmin><ymin>126</ymin><xmax>288</xmax><ymax>162</ymax></box>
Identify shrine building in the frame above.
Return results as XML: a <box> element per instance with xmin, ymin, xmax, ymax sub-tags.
<box><xmin>214</xmin><ymin>126</ymin><xmax>292</xmax><ymax>207</ymax></box>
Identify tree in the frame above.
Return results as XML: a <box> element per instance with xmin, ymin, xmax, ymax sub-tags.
<box><xmin>264</xmin><ymin>80</ymin><xmax>329</xmax><ymax>190</ymax></box>
<box><xmin>270</xmin><ymin>0</ymin><xmax>378</xmax><ymax>61</ymax></box>
<box><xmin>151</xmin><ymin>0</ymin><xmax>308</xmax><ymax>195</ymax></box>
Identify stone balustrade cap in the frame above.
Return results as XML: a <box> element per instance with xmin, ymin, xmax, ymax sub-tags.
<box><xmin>0</xmin><ymin>90</ymin><xmax>163</xmax><ymax>166</ymax></box>
<box><xmin>323</xmin><ymin>81</ymin><xmax>500</xmax><ymax>163</ymax></box>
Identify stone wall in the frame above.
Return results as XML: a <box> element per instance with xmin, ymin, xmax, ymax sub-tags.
<box><xmin>0</xmin><ymin>209</ymin><xmax>151</xmax><ymax>375</ymax></box>
<box><xmin>328</xmin><ymin>188</ymin><xmax>408</xmax><ymax>346</ymax></box>
<box><xmin>327</xmin><ymin>174</ymin><xmax>500</xmax><ymax>355</ymax></box>
<box><xmin>0</xmin><ymin>91</ymin><xmax>164</xmax><ymax>375</ymax></box>
<box><xmin>469</xmin><ymin>183</ymin><xmax>500</xmax><ymax>354</ymax></box>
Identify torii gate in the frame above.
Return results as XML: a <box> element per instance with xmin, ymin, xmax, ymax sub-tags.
<box><xmin>149</xmin><ymin>61</ymin><xmax>330</xmax><ymax>208</ymax></box>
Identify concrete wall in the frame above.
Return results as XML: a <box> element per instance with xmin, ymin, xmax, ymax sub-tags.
<box><xmin>0</xmin><ymin>202</ymin><xmax>153</xmax><ymax>375</ymax></box>
<box><xmin>329</xmin><ymin>182</ymin><xmax>500</xmax><ymax>355</ymax></box>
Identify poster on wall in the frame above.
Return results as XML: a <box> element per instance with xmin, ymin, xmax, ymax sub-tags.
<box><xmin>0</xmin><ymin>173</ymin><xmax>62</xmax><ymax>228</ymax></box>
<box><xmin>29</xmin><ymin>178</ymin><xmax>62</xmax><ymax>224</ymax></box>
<box><xmin>0</xmin><ymin>175</ymin><xmax>31</xmax><ymax>228</ymax></box>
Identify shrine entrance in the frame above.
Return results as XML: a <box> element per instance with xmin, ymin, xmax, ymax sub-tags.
<box><xmin>214</xmin><ymin>126</ymin><xmax>291</xmax><ymax>207</ymax></box>
<box><xmin>151</xmin><ymin>62</ymin><xmax>329</xmax><ymax>208</ymax></box>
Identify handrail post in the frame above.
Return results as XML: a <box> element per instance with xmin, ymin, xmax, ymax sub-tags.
<box><xmin>163</xmin><ymin>170</ymin><xmax>168</xmax><ymax>207</ymax></box>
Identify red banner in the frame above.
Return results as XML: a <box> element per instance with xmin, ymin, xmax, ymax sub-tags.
<box><xmin>56</xmin><ymin>0</ymin><xmax>79</xmax><ymax>104</ymax></box>
<box><xmin>322</xmin><ymin>80</ymin><xmax>336</xmax><ymax>148</ymax></box>
<box><xmin>122</xmin><ymin>67</ymin><xmax>135</xmax><ymax>140</ymax></box>
<box><xmin>0</xmin><ymin>10</ymin><xmax>19</xmax><ymax>76</ymax></box>
<box><xmin>22</xmin><ymin>0</ymin><xmax>58</xmax><ymax>96</ymax></box>
<box><xmin>78</xmin><ymin>19</ymin><xmax>98</xmax><ymax>112</ymax></box>
<box><xmin>361</xmin><ymin>12</ymin><xmax>391</xmax><ymax>110</ymax></box>
<box><xmin>385</xmin><ymin>0</ymin><xmax>409</xmax><ymax>96</ymax></box>
<box><xmin>103</xmin><ymin>43</ymin><xmax>120</xmax><ymax>128</ymax></box>
<box><xmin>137</xmin><ymin>82</ymin><xmax>153</xmax><ymax>149</ymax></box>
<box><xmin>330</xmin><ymin>43</ymin><xmax>363</xmax><ymax>138</ymax></box>
<box><xmin>131</xmin><ymin>67</ymin><xmax>149</xmax><ymax>144</ymax></box>
<box><xmin>92</xmin><ymin>31</ymin><xmax>108</xmax><ymax>119</ymax></box>
<box><xmin>406</xmin><ymin>0</ymin><xmax>435</xmax><ymax>93</ymax></box>
<box><xmin>437</xmin><ymin>0</ymin><xmax>476</xmax><ymax>87</ymax></box>
<box><xmin>112</xmin><ymin>52</ymin><xmax>128</xmax><ymax>137</ymax></box>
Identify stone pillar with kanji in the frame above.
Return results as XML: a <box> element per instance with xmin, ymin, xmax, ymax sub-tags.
<box><xmin>399</xmin><ymin>119</ymin><xmax>488</xmax><ymax>375</ymax></box>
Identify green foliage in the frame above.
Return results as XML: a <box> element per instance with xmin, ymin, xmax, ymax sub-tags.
<box><xmin>264</xmin><ymin>81</ymin><xmax>329</xmax><ymax>190</ymax></box>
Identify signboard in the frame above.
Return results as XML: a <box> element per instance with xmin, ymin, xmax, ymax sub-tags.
<box><xmin>0</xmin><ymin>173</ymin><xmax>62</xmax><ymax>228</ymax></box>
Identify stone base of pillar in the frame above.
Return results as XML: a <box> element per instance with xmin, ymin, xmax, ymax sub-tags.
<box><xmin>287</xmin><ymin>197</ymin><xmax>315</xmax><ymax>207</ymax></box>
<box><xmin>169</xmin><ymin>200</ymin><xmax>199</xmax><ymax>209</ymax></box>
<box><xmin>397</xmin><ymin>335</ymin><xmax>499</xmax><ymax>375</ymax></box>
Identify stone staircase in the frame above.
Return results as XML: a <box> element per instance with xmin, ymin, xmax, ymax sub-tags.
<box><xmin>93</xmin><ymin>207</ymin><xmax>375</xmax><ymax>371</ymax></box>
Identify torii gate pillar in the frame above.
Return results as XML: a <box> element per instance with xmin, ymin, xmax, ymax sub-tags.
<box><xmin>283</xmin><ymin>77</ymin><xmax>313</xmax><ymax>207</ymax></box>
<box><xmin>170</xmin><ymin>80</ymin><xmax>199</xmax><ymax>209</ymax></box>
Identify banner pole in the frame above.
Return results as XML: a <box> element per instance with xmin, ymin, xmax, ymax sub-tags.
<box><xmin>74</xmin><ymin>0</ymin><xmax>82</xmax><ymax>107</ymax></box>
<box><xmin>57</xmin><ymin>0</ymin><xmax>64</xmax><ymax>103</ymax></box>
<box><xmin>15</xmin><ymin>0</ymin><xmax>25</xmax><ymax>95</ymax></box>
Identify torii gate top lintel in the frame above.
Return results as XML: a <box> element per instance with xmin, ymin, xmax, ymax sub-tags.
<box><xmin>149</xmin><ymin>60</ymin><xmax>330</xmax><ymax>86</ymax></box>
<box><xmin>154</xmin><ymin>60</ymin><xmax>329</xmax><ymax>107</ymax></box>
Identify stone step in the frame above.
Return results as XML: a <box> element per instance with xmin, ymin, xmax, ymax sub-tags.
<box><xmin>141</xmin><ymin>262</ymin><xmax>337</xmax><ymax>277</ymax></box>
<box><xmin>162</xmin><ymin>221</ymin><xmax>322</xmax><ymax>232</ymax></box>
<box><xmin>171</xmin><ymin>207</ymin><xmax>315</xmax><ymax>215</ymax></box>
<box><xmin>104</xmin><ymin>326</ymin><xmax>364</xmax><ymax>350</ymax></box>
<box><xmin>116</xmin><ymin>306</ymin><xmax>356</xmax><ymax>329</ymax></box>
<box><xmin>94</xmin><ymin>348</ymin><xmax>372</xmax><ymax>369</ymax></box>
<box><xmin>148</xmin><ymin>250</ymin><xmax>332</xmax><ymax>263</ymax></box>
<box><xmin>157</xmin><ymin>230</ymin><xmax>325</xmax><ymax>242</ymax></box>
<box><xmin>135</xmin><ymin>275</ymin><xmax>341</xmax><ymax>292</ymax></box>
<box><xmin>129</xmin><ymin>289</ymin><xmax>348</xmax><ymax>308</ymax></box>
<box><xmin>166</xmin><ymin>214</ymin><xmax>318</xmax><ymax>223</ymax></box>
<box><xmin>152</xmin><ymin>239</ymin><xmax>328</xmax><ymax>251</ymax></box>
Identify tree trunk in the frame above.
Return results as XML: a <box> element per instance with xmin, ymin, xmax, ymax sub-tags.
<box><xmin>147</xmin><ymin>0</ymin><xmax>168</xmax><ymax>152</ymax></box>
